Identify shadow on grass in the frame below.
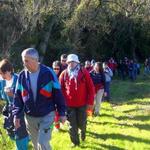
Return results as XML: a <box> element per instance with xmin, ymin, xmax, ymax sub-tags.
<box><xmin>115</xmin><ymin>115</ymin><xmax>150</xmax><ymax>121</ymax></box>
<box><xmin>111</xmin><ymin>100</ymin><xmax>150</xmax><ymax>107</ymax></box>
<box><xmin>101</xmin><ymin>107</ymin><xmax>114</xmax><ymax>111</ymax></box>
<box><xmin>100</xmin><ymin>113</ymin><xmax>114</xmax><ymax>118</ymax></box>
<box><xmin>81</xmin><ymin>143</ymin><xmax>125</xmax><ymax>150</ymax></box>
<box><xmin>126</xmin><ymin>101</ymin><xmax>150</xmax><ymax>106</ymax></box>
<box><xmin>133</xmin><ymin>123</ymin><xmax>150</xmax><ymax>131</ymax></box>
<box><xmin>98</xmin><ymin>121</ymin><xmax>131</xmax><ymax>128</ymax></box>
<box><xmin>87</xmin><ymin>131</ymin><xmax>101</xmax><ymax>139</ymax></box>
<box><xmin>88</xmin><ymin>121</ymin><xmax>150</xmax><ymax>131</ymax></box>
<box><xmin>133</xmin><ymin>115</ymin><xmax>150</xmax><ymax>121</ymax></box>
<box><xmin>88</xmin><ymin>120</ymin><xmax>101</xmax><ymax>125</ymax></box>
<box><xmin>100</xmin><ymin>144</ymin><xmax>125</xmax><ymax>150</ymax></box>
<box><xmin>123</xmin><ymin>108</ymin><xmax>143</xmax><ymax>113</ymax></box>
<box><xmin>80</xmin><ymin>145</ymin><xmax>102</xmax><ymax>150</ymax></box>
<box><xmin>86</xmin><ymin>131</ymin><xmax>150</xmax><ymax>144</ymax></box>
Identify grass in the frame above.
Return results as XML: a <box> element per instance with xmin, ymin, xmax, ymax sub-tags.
<box><xmin>0</xmin><ymin>74</ymin><xmax>150</xmax><ymax>150</ymax></box>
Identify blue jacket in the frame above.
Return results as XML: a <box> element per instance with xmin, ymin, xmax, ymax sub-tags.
<box><xmin>0</xmin><ymin>74</ymin><xmax>28</xmax><ymax>140</ymax></box>
<box><xmin>90</xmin><ymin>70</ymin><xmax>106</xmax><ymax>92</ymax></box>
<box><xmin>13</xmin><ymin>64</ymin><xmax>66</xmax><ymax>118</ymax></box>
<box><xmin>0</xmin><ymin>73</ymin><xmax>18</xmax><ymax>104</ymax></box>
<box><xmin>90</xmin><ymin>71</ymin><xmax>105</xmax><ymax>85</ymax></box>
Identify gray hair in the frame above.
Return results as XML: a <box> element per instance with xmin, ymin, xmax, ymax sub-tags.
<box><xmin>21</xmin><ymin>48</ymin><xmax>39</xmax><ymax>61</ymax></box>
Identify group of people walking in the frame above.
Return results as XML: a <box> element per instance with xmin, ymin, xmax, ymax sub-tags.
<box><xmin>1</xmin><ymin>47</ymin><xmax>147</xmax><ymax>150</ymax></box>
<box><xmin>0</xmin><ymin>48</ymin><xmax>121</xmax><ymax>150</ymax></box>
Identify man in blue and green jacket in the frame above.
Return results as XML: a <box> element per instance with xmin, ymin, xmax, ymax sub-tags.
<box><xmin>13</xmin><ymin>48</ymin><xmax>66</xmax><ymax>150</ymax></box>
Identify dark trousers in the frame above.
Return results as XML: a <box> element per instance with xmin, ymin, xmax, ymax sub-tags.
<box><xmin>104</xmin><ymin>81</ymin><xmax>110</xmax><ymax>101</ymax></box>
<box><xmin>67</xmin><ymin>105</ymin><xmax>87</xmax><ymax>145</ymax></box>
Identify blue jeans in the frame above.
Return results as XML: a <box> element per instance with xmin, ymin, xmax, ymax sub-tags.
<box><xmin>105</xmin><ymin>81</ymin><xmax>110</xmax><ymax>100</ymax></box>
<box><xmin>144</xmin><ymin>66</ymin><xmax>150</xmax><ymax>75</ymax></box>
<box><xmin>16</xmin><ymin>136</ymin><xmax>29</xmax><ymax>150</ymax></box>
<box><xmin>129</xmin><ymin>70</ymin><xmax>136</xmax><ymax>80</ymax></box>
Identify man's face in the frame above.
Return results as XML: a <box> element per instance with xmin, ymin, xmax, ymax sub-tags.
<box><xmin>85</xmin><ymin>62</ymin><xmax>91</xmax><ymax>68</ymax></box>
<box><xmin>22</xmin><ymin>55</ymin><xmax>38</xmax><ymax>72</ymax></box>
<box><xmin>94</xmin><ymin>64</ymin><xmax>99</xmax><ymax>73</ymax></box>
<box><xmin>61</xmin><ymin>58</ymin><xmax>67</xmax><ymax>66</ymax></box>
<box><xmin>68</xmin><ymin>61</ymin><xmax>78</xmax><ymax>70</ymax></box>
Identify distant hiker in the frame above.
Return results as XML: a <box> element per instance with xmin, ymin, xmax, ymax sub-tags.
<box><xmin>52</xmin><ymin>60</ymin><xmax>62</xmax><ymax>130</ymax></box>
<box><xmin>117</xmin><ymin>60</ymin><xmax>126</xmax><ymax>80</ymax></box>
<box><xmin>103</xmin><ymin>62</ymin><xmax>113</xmax><ymax>101</ymax></box>
<box><xmin>52</xmin><ymin>60</ymin><xmax>61</xmax><ymax>77</ymax></box>
<box><xmin>128</xmin><ymin>60</ymin><xmax>137</xmax><ymax>81</ymax></box>
<box><xmin>144</xmin><ymin>58</ymin><xmax>150</xmax><ymax>75</ymax></box>
<box><xmin>84</xmin><ymin>60</ymin><xmax>93</xmax><ymax>72</ymax></box>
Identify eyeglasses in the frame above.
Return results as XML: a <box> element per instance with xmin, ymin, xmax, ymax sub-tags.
<box><xmin>53</xmin><ymin>68</ymin><xmax>60</xmax><ymax>70</ymax></box>
<box><xmin>61</xmin><ymin>60</ymin><xmax>66</xmax><ymax>62</ymax></box>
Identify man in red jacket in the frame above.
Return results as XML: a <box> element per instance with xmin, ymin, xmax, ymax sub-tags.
<box><xmin>59</xmin><ymin>54</ymin><xmax>95</xmax><ymax>147</ymax></box>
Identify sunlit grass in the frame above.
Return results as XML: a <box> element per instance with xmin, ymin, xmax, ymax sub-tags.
<box><xmin>0</xmin><ymin>74</ymin><xmax>150</xmax><ymax>150</ymax></box>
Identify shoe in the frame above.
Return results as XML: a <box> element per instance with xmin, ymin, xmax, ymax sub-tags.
<box><xmin>81</xmin><ymin>131</ymin><xmax>85</xmax><ymax>141</ymax></box>
<box><xmin>94</xmin><ymin>112</ymin><xmax>100</xmax><ymax>117</ymax></box>
<box><xmin>71</xmin><ymin>143</ymin><xmax>79</xmax><ymax>148</ymax></box>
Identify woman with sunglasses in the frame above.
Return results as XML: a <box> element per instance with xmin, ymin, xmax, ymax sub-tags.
<box><xmin>52</xmin><ymin>60</ymin><xmax>62</xmax><ymax>130</ymax></box>
<box><xmin>52</xmin><ymin>60</ymin><xmax>61</xmax><ymax>77</ymax></box>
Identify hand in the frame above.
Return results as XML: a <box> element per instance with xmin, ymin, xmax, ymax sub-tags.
<box><xmin>14</xmin><ymin>118</ymin><xmax>21</xmax><ymax>129</ymax></box>
<box><xmin>104</xmin><ymin>92</ymin><xmax>107</xmax><ymax>97</ymax></box>
<box><xmin>59</xmin><ymin>116</ymin><xmax>67</xmax><ymax>124</ymax></box>
<box><xmin>87</xmin><ymin>105</ymin><xmax>93</xmax><ymax>110</ymax></box>
<box><xmin>4</xmin><ymin>88</ymin><xmax>14</xmax><ymax>97</ymax></box>
<box><xmin>6</xmin><ymin>90</ymin><xmax>14</xmax><ymax>97</ymax></box>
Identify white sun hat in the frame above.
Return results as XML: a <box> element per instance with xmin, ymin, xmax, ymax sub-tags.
<box><xmin>66</xmin><ymin>54</ymin><xmax>80</xmax><ymax>63</ymax></box>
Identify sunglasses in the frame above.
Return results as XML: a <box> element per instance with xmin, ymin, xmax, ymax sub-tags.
<box><xmin>61</xmin><ymin>60</ymin><xmax>66</xmax><ymax>62</ymax></box>
<box><xmin>53</xmin><ymin>68</ymin><xmax>60</xmax><ymax>70</ymax></box>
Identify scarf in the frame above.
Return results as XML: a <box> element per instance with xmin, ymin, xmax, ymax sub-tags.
<box><xmin>67</xmin><ymin>64</ymin><xmax>80</xmax><ymax>90</ymax></box>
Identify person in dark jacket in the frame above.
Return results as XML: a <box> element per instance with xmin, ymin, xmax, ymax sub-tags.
<box><xmin>13</xmin><ymin>48</ymin><xmax>67</xmax><ymax>150</ymax></box>
<box><xmin>90</xmin><ymin>62</ymin><xmax>106</xmax><ymax>116</ymax></box>
<box><xmin>52</xmin><ymin>60</ymin><xmax>61</xmax><ymax>77</ymax></box>
<box><xmin>84</xmin><ymin>60</ymin><xmax>93</xmax><ymax>72</ymax></box>
<box><xmin>103</xmin><ymin>62</ymin><xmax>113</xmax><ymax>101</ymax></box>
<box><xmin>0</xmin><ymin>59</ymin><xmax>29</xmax><ymax>150</ymax></box>
<box><xmin>52</xmin><ymin>60</ymin><xmax>62</xmax><ymax>130</ymax></box>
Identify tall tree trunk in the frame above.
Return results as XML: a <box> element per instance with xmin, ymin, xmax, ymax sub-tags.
<box><xmin>130</xmin><ymin>23</ymin><xmax>137</xmax><ymax>60</ymax></box>
<box><xmin>38</xmin><ymin>16</ymin><xmax>56</xmax><ymax>62</ymax></box>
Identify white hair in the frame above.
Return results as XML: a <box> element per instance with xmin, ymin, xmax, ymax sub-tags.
<box><xmin>21</xmin><ymin>48</ymin><xmax>39</xmax><ymax>61</ymax></box>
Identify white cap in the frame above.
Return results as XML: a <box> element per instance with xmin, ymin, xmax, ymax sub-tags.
<box><xmin>66</xmin><ymin>54</ymin><xmax>80</xmax><ymax>63</ymax></box>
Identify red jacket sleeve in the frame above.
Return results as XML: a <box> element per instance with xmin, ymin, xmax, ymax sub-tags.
<box><xmin>83</xmin><ymin>69</ymin><xmax>95</xmax><ymax>105</ymax></box>
<box><xmin>59</xmin><ymin>70</ymin><xmax>67</xmax><ymax>99</ymax></box>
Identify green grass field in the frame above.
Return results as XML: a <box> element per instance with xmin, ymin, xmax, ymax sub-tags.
<box><xmin>0</xmin><ymin>75</ymin><xmax>150</xmax><ymax>150</ymax></box>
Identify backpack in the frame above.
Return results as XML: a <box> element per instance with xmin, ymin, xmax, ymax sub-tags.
<box><xmin>2</xmin><ymin>104</ymin><xmax>15</xmax><ymax>138</ymax></box>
